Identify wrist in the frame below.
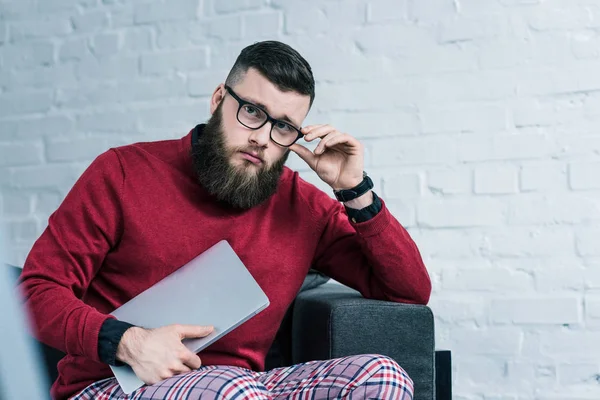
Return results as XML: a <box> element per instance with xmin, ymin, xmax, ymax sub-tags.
<box><xmin>344</xmin><ymin>190</ymin><xmax>374</xmax><ymax>210</ymax></box>
<box><xmin>116</xmin><ymin>326</ymin><xmax>146</xmax><ymax>365</ymax></box>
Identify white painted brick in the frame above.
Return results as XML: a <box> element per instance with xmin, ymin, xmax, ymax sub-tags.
<box><xmin>498</xmin><ymin>0</ymin><xmax>542</xmax><ymax>5</ymax></box>
<box><xmin>427</xmin><ymin>168</ymin><xmax>472</xmax><ymax>195</ymax></box>
<box><xmin>384</xmin><ymin>200</ymin><xmax>416</xmax><ymax>227</ymax></box>
<box><xmin>410</xmin><ymin>230</ymin><xmax>484</xmax><ymax>258</ymax></box>
<box><xmin>535</xmin><ymin>266</ymin><xmax>586</xmax><ymax>292</ymax></box>
<box><xmin>140</xmin><ymin>48</ymin><xmax>208</xmax><ymax>75</ymax></box>
<box><xmin>490</xmin><ymin>297</ymin><xmax>581</xmax><ymax>325</ymax></box>
<box><xmin>75</xmin><ymin>56</ymin><xmax>138</xmax><ymax>81</ymax></box>
<box><xmin>571</xmin><ymin>31</ymin><xmax>600</xmax><ymax>59</ymax></box>
<box><xmin>243</xmin><ymin>11</ymin><xmax>282</xmax><ymax>40</ymax></box>
<box><xmin>451</xmin><ymin>327</ymin><xmax>522</xmax><ymax>356</ymax></box>
<box><xmin>46</xmin><ymin>136</ymin><xmax>127</xmax><ymax>162</ymax></box>
<box><xmin>203</xmin><ymin>15</ymin><xmax>243</xmax><ymax>41</ymax></box>
<box><xmin>528</xmin><ymin>7</ymin><xmax>593</xmax><ymax>31</ymax></box>
<box><xmin>134</xmin><ymin>0</ymin><xmax>199</xmax><ymax>24</ymax></box>
<box><xmin>428</xmin><ymin>295</ymin><xmax>487</xmax><ymax>325</ymax></box>
<box><xmin>443</xmin><ymin>267</ymin><xmax>534</xmax><ymax>292</ymax></box>
<box><xmin>367</xmin><ymin>0</ymin><xmax>406</xmax><ymax>22</ymax></box>
<box><xmin>322</xmin><ymin>0</ymin><xmax>367</xmax><ymax>30</ymax></box>
<box><xmin>136</xmin><ymin>102</ymin><xmax>210</xmax><ymax>132</ymax></box>
<box><xmin>458</xmin><ymin>132</ymin><xmax>560</xmax><ymax>162</ymax></box>
<box><xmin>7</xmin><ymin>219</ymin><xmax>39</xmax><ymax>243</ymax></box>
<box><xmin>381</xmin><ymin>173</ymin><xmax>421</xmax><ymax>199</ymax></box>
<box><xmin>326</xmin><ymin>109</ymin><xmax>420</xmax><ymax>139</ymax></box>
<box><xmin>458</xmin><ymin>0</ymin><xmax>505</xmax><ymax>16</ymax></box>
<box><xmin>0</xmin><ymin>91</ymin><xmax>54</xmax><ymax>118</ymax></box>
<box><xmin>59</xmin><ymin>37</ymin><xmax>90</xmax><ymax>62</ymax></box>
<box><xmin>558</xmin><ymin>363</ymin><xmax>600</xmax><ymax>386</ymax></box>
<box><xmin>1</xmin><ymin>192</ymin><xmax>32</xmax><ymax>216</ymax></box>
<box><xmin>569</xmin><ymin>162</ymin><xmax>600</xmax><ymax>190</ymax></box>
<box><xmin>34</xmin><ymin>191</ymin><xmax>63</xmax><ymax>215</ymax></box>
<box><xmin>520</xmin><ymin>162</ymin><xmax>567</xmax><ymax>192</ymax></box>
<box><xmin>76</xmin><ymin>111</ymin><xmax>138</xmax><ymax>133</ymax></box>
<box><xmin>584</xmin><ymin>295</ymin><xmax>600</xmax><ymax>328</ymax></box>
<box><xmin>38</xmin><ymin>0</ymin><xmax>96</xmax><ymax>13</ymax></box>
<box><xmin>0</xmin><ymin>116</ymin><xmax>75</xmax><ymax>141</ymax></box>
<box><xmin>371</xmin><ymin>135</ymin><xmax>458</xmax><ymax>166</ymax></box>
<box><xmin>408</xmin><ymin>0</ymin><xmax>456</xmax><ymax>24</ymax></box>
<box><xmin>417</xmin><ymin>70</ymin><xmax>515</xmax><ymax>103</ymax></box>
<box><xmin>474</xmin><ymin>165</ymin><xmax>518</xmax><ymax>194</ymax></box>
<box><xmin>1</xmin><ymin>41</ymin><xmax>55</xmax><ymax>69</ymax></box>
<box><xmin>509</xmin><ymin>194</ymin><xmax>600</xmax><ymax>225</ymax></box>
<box><xmin>188</xmin><ymin>70</ymin><xmax>229</xmax><ymax>97</ymax></box>
<box><xmin>90</xmin><ymin>33</ymin><xmax>121</xmax><ymax>57</ymax></box>
<box><xmin>541</xmin><ymin>331</ymin><xmax>600</xmax><ymax>361</ymax></box>
<box><xmin>517</xmin><ymin>65</ymin><xmax>600</xmax><ymax>96</ymax></box>
<box><xmin>417</xmin><ymin>198</ymin><xmax>506</xmax><ymax>228</ymax></box>
<box><xmin>1</xmin><ymin>64</ymin><xmax>77</xmax><ymax>91</ymax></box>
<box><xmin>421</xmin><ymin>104</ymin><xmax>508</xmax><ymax>133</ymax></box>
<box><xmin>283</xmin><ymin>4</ymin><xmax>328</xmax><ymax>35</ymax></box>
<box><xmin>214</xmin><ymin>0</ymin><xmax>263</xmax><ymax>14</ymax></box>
<box><xmin>0</xmin><ymin>142</ymin><xmax>44</xmax><ymax>167</ymax></box>
<box><xmin>437</xmin><ymin>15</ymin><xmax>509</xmax><ymax>43</ymax></box>
<box><xmin>9</xmin><ymin>165</ymin><xmax>81</xmax><ymax>190</ymax></box>
<box><xmin>0</xmin><ymin>0</ymin><xmax>36</xmax><ymax>19</ymax></box>
<box><xmin>122</xmin><ymin>27</ymin><xmax>154</xmax><ymax>52</ymax></box>
<box><xmin>71</xmin><ymin>11</ymin><xmax>110</xmax><ymax>33</ymax></box>
<box><xmin>9</xmin><ymin>17</ymin><xmax>72</xmax><ymax>41</ymax></box>
<box><xmin>0</xmin><ymin>21</ymin><xmax>6</xmax><ymax>44</ymax></box>
<box><xmin>512</xmin><ymin>97</ymin><xmax>584</xmax><ymax>128</ymax></box>
<box><xmin>576</xmin><ymin>228</ymin><xmax>600</xmax><ymax>257</ymax></box>
<box><xmin>483</xmin><ymin>228</ymin><xmax>575</xmax><ymax>257</ymax></box>
<box><xmin>478</xmin><ymin>38</ymin><xmax>530</xmax><ymax>69</ymax></box>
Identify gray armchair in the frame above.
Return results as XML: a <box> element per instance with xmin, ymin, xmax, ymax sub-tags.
<box><xmin>7</xmin><ymin>265</ymin><xmax>450</xmax><ymax>400</ymax></box>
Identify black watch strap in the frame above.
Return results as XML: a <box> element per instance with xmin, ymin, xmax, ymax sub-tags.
<box><xmin>334</xmin><ymin>172</ymin><xmax>374</xmax><ymax>202</ymax></box>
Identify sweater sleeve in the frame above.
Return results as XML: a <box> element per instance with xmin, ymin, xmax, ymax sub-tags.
<box><xmin>17</xmin><ymin>149</ymin><xmax>125</xmax><ymax>363</ymax></box>
<box><xmin>310</xmin><ymin>193</ymin><xmax>431</xmax><ymax>305</ymax></box>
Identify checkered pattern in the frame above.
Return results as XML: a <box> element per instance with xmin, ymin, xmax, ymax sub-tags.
<box><xmin>71</xmin><ymin>354</ymin><xmax>413</xmax><ymax>399</ymax></box>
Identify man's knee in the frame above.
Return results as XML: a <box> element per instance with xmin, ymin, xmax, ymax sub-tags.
<box><xmin>202</xmin><ymin>367</ymin><xmax>268</xmax><ymax>400</ymax></box>
<box><xmin>356</xmin><ymin>354</ymin><xmax>414</xmax><ymax>398</ymax></box>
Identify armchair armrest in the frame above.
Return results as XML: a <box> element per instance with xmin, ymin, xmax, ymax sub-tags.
<box><xmin>291</xmin><ymin>283</ymin><xmax>435</xmax><ymax>400</ymax></box>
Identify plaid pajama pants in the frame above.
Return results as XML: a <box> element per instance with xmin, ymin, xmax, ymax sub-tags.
<box><xmin>71</xmin><ymin>354</ymin><xmax>413</xmax><ymax>399</ymax></box>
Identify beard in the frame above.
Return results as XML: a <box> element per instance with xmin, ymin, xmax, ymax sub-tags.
<box><xmin>191</xmin><ymin>102</ymin><xmax>290</xmax><ymax>210</ymax></box>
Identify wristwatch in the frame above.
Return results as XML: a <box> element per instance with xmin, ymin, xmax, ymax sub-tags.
<box><xmin>333</xmin><ymin>171</ymin><xmax>374</xmax><ymax>202</ymax></box>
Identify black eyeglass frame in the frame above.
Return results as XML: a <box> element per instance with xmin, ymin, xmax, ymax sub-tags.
<box><xmin>224</xmin><ymin>85</ymin><xmax>304</xmax><ymax>147</ymax></box>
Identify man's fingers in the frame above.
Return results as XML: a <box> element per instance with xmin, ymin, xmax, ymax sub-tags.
<box><xmin>181</xmin><ymin>350</ymin><xmax>202</xmax><ymax>370</ymax></box>
<box><xmin>289</xmin><ymin>143</ymin><xmax>317</xmax><ymax>169</ymax></box>
<box><xmin>174</xmin><ymin>324</ymin><xmax>214</xmax><ymax>339</ymax></box>
<box><xmin>302</xmin><ymin>125</ymin><xmax>336</xmax><ymax>142</ymax></box>
<box><xmin>315</xmin><ymin>132</ymin><xmax>343</xmax><ymax>154</ymax></box>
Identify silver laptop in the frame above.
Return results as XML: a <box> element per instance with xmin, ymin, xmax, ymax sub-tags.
<box><xmin>110</xmin><ymin>240</ymin><xmax>270</xmax><ymax>394</ymax></box>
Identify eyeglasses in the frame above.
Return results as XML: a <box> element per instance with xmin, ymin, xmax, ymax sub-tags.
<box><xmin>224</xmin><ymin>85</ymin><xmax>304</xmax><ymax>148</ymax></box>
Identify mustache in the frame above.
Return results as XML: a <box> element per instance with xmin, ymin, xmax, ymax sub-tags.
<box><xmin>234</xmin><ymin>146</ymin><xmax>266</xmax><ymax>162</ymax></box>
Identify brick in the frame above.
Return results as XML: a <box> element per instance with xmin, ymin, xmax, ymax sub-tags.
<box><xmin>428</xmin><ymin>295</ymin><xmax>486</xmax><ymax>325</ymax></box>
<box><xmin>490</xmin><ymin>297</ymin><xmax>580</xmax><ymax>324</ymax></box>
<box><xmin>528</xmin><ymin>7</ymin><xmax>592</xmax><ymax>31</ymax></box>
<box><xmin>203</xmin><ymin>15</ymin><xmax>242</xmax><ymax>41</ymax></box>
<box><xmin>517</xmin><ymin>65</ymin><xmax>600</xmax><ymax>96</ymax></box>
<box><xmin>558</xmin><ymin>362</ymin><xmax>600</xmax><ymax>385</ymax></box>
<box><xmin>571</xmin><ymin>31</ymin><xmax>600</xmax><ymax>59</ymax></box>
<box><xmin>122</xmin><ymin>27</ymin><xmax>154</xmax><ymax>52</ymax></box>
<box><xmin>384</xmin><ymin>200</ymin><xmax>416</xmax><ymax>227</ymax></box>
<box><xmin>140</xmin><ymin>48</ymin><xmax>208</xmax><ymax>75</ymax></box>
<box><xmin>136</xmin><ymin>102</ymin><xmax>210</xmax><ymax>132</ymax></box>
<box><xmin>0</xmin><ymin>91</ymin><xmax>54</xmax><ymax>118</ymax></box>
<box><xmin>10</xmin><ymin>165</ymin><xmax>81</xmax><ymax>190</ymax></box>
<box><xmin>0</xmin><ymin>116</ymin><xmax>75</xmax><ymax>141</ymax></box>
<box><xmin>417</xmin><ymin>198</ymin><xmax>506</xmax><ymax>228</ymax></box>
<box><xmin>1</xmin><ymin>42</ymin><xmax>54</xmax><ymax>69</ymax></box>
<box><xmin>584</xmin><ymin>295</ymin><xmax>600</xmax><ymax>327</ymax></box>
<box><xmin>243</xmin><ymin>12</ymin><xmax>282</xmax><ymax>40</ymax></box>
<box><xmin>283</xmin><ymin>4</ymin><xmax>328</xmax><ymax>35</ymax></box>
<box><xmin>214</xmin><ymin>0</ymin><xmax>263</xmax><ymax>14</ymax></box>
<box><xmin>371</xmin><ymin>136</ymin><xmax>458</xmax><ymax>166</ymax></box>
<box><xmin>474</xmin><ymin>165</ymin><xmax>518</xmax><ymax>194</ymax></box>
<box><xmin>71</xmin><ymin>11</ymin><xmax>110</xmax><ymax>33</ymax></box>
<box><xmin>437</xmin><ymin>15</ymin><xmax>509</xmax><ymax>43</ymax></box>
<box><xmin>0</xmin><ymin>64</ymin><xmax>78</xmax><ymax>91</ymax></box>
<box><xmin>0</xmin><ymin>142</ymin><xmax>44</xmax><ymax>167</ymax></box>
<box><xmin>509</xmin><ymin>194</ymin><xmax>600</xmax><ymax>225</ymax></box>
<box><xmin>9</xmin><ymin>17</ymin><xmax>72</xmax><ymax>41</ymax></box>
<box><xmin>411</xmin><ymin>230</ymin><xmax>484</xmax><ymax>259</ymax></box>
<box><xmin>512</xmin><ymin>97</ymin><xmax>584</xmax><ymax>128</ymax></box>
<box><xmin>35</xmin><ymin>191</ymin><xmax>63</xmax><ymax>215</ymax></box>
<box><xmin>353</xmin><ymin>24</ymin><xmax>431</xmax><ymax>58</ymax></box>
<box><xmin>421</xmin><ymin>104</ymin><xmax>508</xmax><ymax>133</ymax></box>
<box><xmin>46</xmin><ymin>136</ymin><xmax>128</xmax><ymax>162</ymax></box>
<box><xmin>326</xmin><ymin>109</ymin><xmax>420</xmax><ymax>138</ymax></box>
<box><xmin>483</xmin><ymin>228</ymin><xmax>574</xmax><ymax>257</ymax></box>
<box><xmin>541</xmin><ymin>331</ymin><xmax>600</xmax><ymax>361</ymax></box>
<box><xmin>569</xmin><ymin>162</ymin><xmax>600</xmax><ymax>190</ymax></box>
<box><xmin>408</xmin><ymin>0</ymin><xmax>456</xmax><ymax>23</ymax></box>
<box><xmin>1</xmin><ymin>192</ymin><xmax>32</xmax><ymax>216</ymax></box>
<box><xmin>368</xmin><ymin>0</ymin><xmax>406</xmax><ymax>22</ymax></box>
<box><xmin>535</xmin><ymin>266</ymin><xmax>585</xmax><ymax>292</ymax></box>
<box><xmin>59</xmin><ymin>38</ymin><xmax>89</xmax><ymax>62</ymax></box>
<box><xmin>38</xmin><ymin>0</ymin><xmax>96</xmax><ymax>13</ymax></box>
<box><xmin>0</xmin><ymin>21</ymin><xmax>6</xmax><ymax>44</ymax></box>
<box><xmin>458</xmin><ymin>132</ymin><xmax>560</xmax><ymax>162</ymax></box>
<box><xmin>443</xmin><ymin>267</ymin><xmax>534</xmax><ymax>292</ymax></box>
<box><xmin>318</xmin><ymin>80</ymin><xmax>418</xmax><ymax>111</ymax></box>
<box><xmin>90</xmin><ymin>33</ymin><xmax>121</xmax><ymax>57</ymax></box>
<box><xmin>427</xmin><ymin>168</ymin><xmax>472</xmax><ymax>195</ymax></box>
<box><xmin>498</xmin><ymin>0</ymin><xmax>542</xmax><ymax>4</ymax></box>
<box><xmin>0</xmin><ymin>0</ymin><xmax>36</xmax><ymax>19</ymax></box>
<box><xmin>381</xmin><ymin>173</ymin><xmax>421</xmax><ymax>199</ymax></box>
<box><xmin>576</xmin><ymin>228</ymin><xmax>600</xmax><ymax>256</ymax></box>
<box><xmin>450</xmin><ymin>327</ymin><xmax>522</xmax><ymax>355</ymax></box>
<box><xmin>75</xmin><ymin>56</ymin><xmax>138</xmax><ymax>81</ymax></box>
<box><xmin>416</xmin><ymin>70</ymin><xmax>516</xmax><ymax>103</ymax></box>
<box><xmin>188</xmin><ymin>70</ymin><xmax>229</xmax><ymax>97</ymax></box>
<box><xmin>134</xmin><ymin>0</ymin><xmax>199</xmax><ymax>24</ymax></box>
<box><xmin>7</xmin><ymin>219</ymin><xmax>39</xmax><ymax>243</ymax></box>
<box><xmin>76</xmin><ymin>111</ymin><xmax>138</xmax><ymax>133</ymax></box>
<box><xmin>479</xmin><ymin>37</ymin><xmax>530</xmax><ymax>69</ymax></box>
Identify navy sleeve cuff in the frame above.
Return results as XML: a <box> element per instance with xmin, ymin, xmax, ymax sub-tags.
<box><xmin>98</xmin><ymin>318</ymin><xmax>135</xmax><ymax>366</ymax></box>
<box><xmin>344</xmin><ymin>191</ymin><xmax>382</xmax><ymax>223</ymax></box>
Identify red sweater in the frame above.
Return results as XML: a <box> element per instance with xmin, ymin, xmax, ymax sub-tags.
<box><xmin>18</xmin><ymin>129</ymin><xmax>431</xmax><ymax>400</ymax></box>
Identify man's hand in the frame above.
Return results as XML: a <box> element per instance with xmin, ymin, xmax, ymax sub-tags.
<box><xmin>290</xmin><ymin>125</ymin><xmax>365</xmax><ymax>191</ymax></box>
<box><xmin>116</xmin><ymin>324</ymin><xmax>213</xmax><ymax>385</ymax></box>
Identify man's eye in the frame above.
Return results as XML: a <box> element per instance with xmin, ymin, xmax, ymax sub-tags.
<box><xmin>244</xmin><ymin>105</ymin><xmax>258</xmax><ymax>115</ymax></box>
<box><xmin>276</xmin><ymin>122</ymin><xmax>292</xmax><ymax>131</ymax></box>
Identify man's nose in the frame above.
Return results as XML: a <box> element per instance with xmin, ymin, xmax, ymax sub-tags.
<box><xmin>248</xmin><ymin>122</ymin><xmax>271</xmax><ymax>147</ymax></box>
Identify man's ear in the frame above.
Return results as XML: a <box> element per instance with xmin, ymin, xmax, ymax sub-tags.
<box><xmin>210</xmin><ymin>84</ymin><xmax>226</xmax><ymax>114</ymax></box>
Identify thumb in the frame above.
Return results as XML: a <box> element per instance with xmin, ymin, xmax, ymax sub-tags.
<box><xmin>175</xmin><ymin>324</ymin><xmax>214</xmax><ymax>339</ymax></box>
<box><xmin>289</xmin><ymin>143</ymin><xmax>317</xmax><ymax>170</ymax></box>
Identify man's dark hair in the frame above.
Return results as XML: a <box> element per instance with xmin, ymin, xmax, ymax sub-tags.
<box><xmin>225</xmin><ymin>41</ymin><xmax>315</xmax><ymax>108</ymax></box>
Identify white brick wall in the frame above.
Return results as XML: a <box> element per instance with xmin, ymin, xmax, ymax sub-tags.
<box><xmin>1</xmin><ymin>0</ymin><xmax>599</xmax><ymax>398</ymax></box>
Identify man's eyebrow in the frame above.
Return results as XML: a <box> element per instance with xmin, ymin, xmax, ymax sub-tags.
<box><xmin>243</xmin><ymin>96</ymin><xmax>301</xmax><ymax>128</ymax></box>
